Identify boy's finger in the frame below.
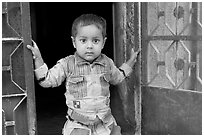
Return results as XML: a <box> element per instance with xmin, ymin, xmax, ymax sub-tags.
<box><xmin>27</xmin><ymin>45</ymin><xmax>36</xmax><ymax>53</ymax></box>
<box><xmin>27</xmin><ymin>45</ymin><xmax>32</xmax><ymax>49</ymax></box>
<box><xmin>136</xmin><ymin>49</ymin><xmax>141</xmax><ymax>56</ymax></box>
<box><xmin>31</xmin><ymin>40</ymin><xmax>35</xmax><ymax>46</ymax></box>
<box><xmin>131</xmin><ymin>48</ymin><xmax>135</xmax><ymax>55</ymax></box>
<box><xmin>136</xmin><ymin>48</ymin><xmax>140</xmax><ymax>53</ymax></box>
<box><xmin>32</xmin><ymin>40</ymin><xmax>38</xmax><ymax>49</ymax></box>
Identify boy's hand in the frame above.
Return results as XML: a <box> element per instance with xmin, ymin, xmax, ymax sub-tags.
<box><xmin>27</xmin><ymin>40</ymin><xmax>44</xmax><ymax>69</ymax></box>
<box><xmin>27</xmin><ymin>40</ymin><xmax>42</xmax><ymax>59</ymax></box>
<box><xmin>130</xmin><ymin>48</ymin><xmax>140</xmax><ymax>63</ymax></box>
<box><xmin>126</xmin><ymin>48</ymin><xmax>140</xmax><ymax>68</ymax></box>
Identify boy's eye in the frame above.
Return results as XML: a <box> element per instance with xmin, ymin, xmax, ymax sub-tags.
<box><xmin>80</xmin><ymin>39</ymin><xmax>87</xmax><ymax>43</ymax></box>
<box><xmin>93</xmin><ymin>39</ymin><xmax>100</xmax><ymax>44</ymax></box>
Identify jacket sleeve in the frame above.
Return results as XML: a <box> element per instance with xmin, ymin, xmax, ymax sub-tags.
<box><xmin>34</xmin><ymin>58</ymin><xmax>67</xmax><ymax>88</ymax></box>
<box><xmin>108</xmin><ymin>58</ymin><xmax>132</xmax><ymax>85</ymax></box>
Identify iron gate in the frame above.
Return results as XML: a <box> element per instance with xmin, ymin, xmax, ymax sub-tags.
<box><xmin>2</xmin><ymin>2</ymin><xmax>36</xmax><ymax>135</ymax></box>
<box><xmin>141</xmin><ymin>2</ymin><xmax>202</xmax><ymax>134</ymax></box>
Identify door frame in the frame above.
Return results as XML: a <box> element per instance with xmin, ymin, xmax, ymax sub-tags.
<box><xmin>2</xmin><ymin>2</ymin><xmax>37</xmax><ymax>135</ymax></box>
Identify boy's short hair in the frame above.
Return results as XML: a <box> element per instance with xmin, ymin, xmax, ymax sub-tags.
<box><xmin>71</xmin><ymin>14</ymin><xmax>107</xmax><ymax>38</ymax></box>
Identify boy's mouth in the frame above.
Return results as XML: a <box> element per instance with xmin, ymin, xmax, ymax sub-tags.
<box><xmin>85</xmin><ymin>52</ymin><xmax>94</xmax><ymax>55</ymax></box>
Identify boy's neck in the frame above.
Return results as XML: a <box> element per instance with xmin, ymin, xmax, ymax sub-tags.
<box><xmin>75</xmin><ymin>52</ymin><xmax>102</xmax><ymax>64</ymax></box>
<box><xmin>89</xmin><ymin>56</ymin><xmax>99</xmax><ymax>64</ymax></box>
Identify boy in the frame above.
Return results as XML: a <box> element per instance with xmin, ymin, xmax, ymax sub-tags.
<box><xmin>27</xmin><ymin>14</ymin><xmax>139</xmax><ymax>135</ymax></box>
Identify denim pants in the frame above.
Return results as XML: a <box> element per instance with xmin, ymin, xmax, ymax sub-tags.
<box><xmin>62</xmin><ymin>115</ymin><xmax>121</xmax><ymax>135</ymax></box>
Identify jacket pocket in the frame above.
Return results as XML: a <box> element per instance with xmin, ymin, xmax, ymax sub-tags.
<box><xmin>68</xmin><ymin>76</ymin><xmax>84</xmax><ymax>84</ymax></box>
<box><xmin>101</xmin><ymin>73</ymin><xmax>110</xmax><ymax>82</ymax></box>
<box><xmin>100</xmin><ymin>74</ymin><xmax>110</xmax><ymax>88</ymax></box>
<box><xmin>67</xmin><ymin>76</ymin><xmax>86</xmax><ymax>99</ymax></box>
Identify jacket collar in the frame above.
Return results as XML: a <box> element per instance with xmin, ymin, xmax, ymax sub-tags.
<box><xmin>74</xmin><ymin>52</ymin><xmax>106</xmax><ymax>66</ymax></box>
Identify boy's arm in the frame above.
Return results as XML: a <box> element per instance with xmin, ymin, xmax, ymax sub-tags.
<box><xmin>27</xmin><ymin>41</ymin><xmax>66</xmax><ymax>87</ymax></box>
<box><xmin>34</xmin><ymin>59</ymin><xmax>67</xmax><ymax>88</ymax></box>
<box><xmin>120</xmin><ymin>48</ymin><xmax>140</xmax><ymax>78</ymax></box>
<box><xmin>109</xmin><ymin>48</ymin><xmax>140</xmax><ymax>85</ymax></box>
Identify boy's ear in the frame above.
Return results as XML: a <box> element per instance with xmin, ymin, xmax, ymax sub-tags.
<box><xmin>71</xmin><ymin>36</ymin><xmax>76</xmax><ymax>48</ymax></box>
<box><xmin>102</xmin><ymin>37</ymin><xmax>107</xmax><ymax>49</ymax></box>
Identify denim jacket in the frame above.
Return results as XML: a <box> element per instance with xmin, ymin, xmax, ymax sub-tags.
<box><xmin>35</xmin><ymin>53</ymin><xmax>132</xmax><ymax>121</ymax></box>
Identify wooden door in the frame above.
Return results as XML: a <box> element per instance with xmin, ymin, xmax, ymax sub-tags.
<box><xmin>141</xmin><ymin>2</ymin><xmax>202</xmax><ymax>134</ymax></box>
<box><xmin>113</xmin><ymin>3</ymin><xmax>141</xmax><ymax>134</ymax></box>
<box><xmin>2</xmin><ymin>2</ymin><xmax>36</xmax><ymax>135</ymax></box>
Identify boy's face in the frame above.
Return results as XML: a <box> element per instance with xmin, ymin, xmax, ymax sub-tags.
<box><xmin>72</xmin><ymin>24</ymin><xmax>106</xmax><ymax>62</ymax></box>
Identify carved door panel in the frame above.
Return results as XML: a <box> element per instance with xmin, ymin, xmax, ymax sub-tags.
<box><xmin>113</xmin><ymin>3</ymin><xmax>141</xmax><ymax>134</ymax></box>
<box><xmin>141</xmin><ymin>2</ymin><xmax>202</xmax><ymax>134</ymax></box>
<box><xmin>2</xmin><ymin>2</ymin><xmax>36</xmax><ymax>135</ymax></box>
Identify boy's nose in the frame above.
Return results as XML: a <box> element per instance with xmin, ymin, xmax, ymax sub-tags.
<box><xmin>87</xmin><ymin>41</ymin><xmax>93</xmax><ymax>48</ymax></box>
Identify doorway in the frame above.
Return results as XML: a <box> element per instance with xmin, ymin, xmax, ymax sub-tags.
<box><xmin>30</xmin><ymin>2</ymin><xmax>134</xmax><ymax>135</ymax></box>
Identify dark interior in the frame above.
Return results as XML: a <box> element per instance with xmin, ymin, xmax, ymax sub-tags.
<box><xmin>30</xmin><ymin>2</ymin><xmax>134</xmax><ymax>135</ymax></box>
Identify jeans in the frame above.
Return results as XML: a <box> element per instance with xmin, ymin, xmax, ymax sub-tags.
<box><xmin>62</xmin><ymin>116</ymin><xmax>121</xmax><ymax>135</ymax></box>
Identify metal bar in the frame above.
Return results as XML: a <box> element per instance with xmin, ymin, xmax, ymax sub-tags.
<box><xmin>2</xmin><ymin>2</ymin><xmax>7</xmax><ymax>13</ymax></box>
<box><xmin>21</xmin><ymin>2</ymin><xmax>37</xmax><ymax>135</ymax></box>
<box><xmin>145</xmin><ymin>35</ymin><xmax>202</xmax><ymax>41</ymax></box>
<box><xmin>2</xmin><ymin>66</ymin><xmax>11</xmax><ymax>71</ymax></box>
<box><xmin>2</xmin><ymin>93</ymin><xmax>27</xmax><ymax>98</ymax></box>
<box><xmin>134</xmin><ymin>2</ymin><xmax>141</xmax><ymax>135</ymax></box>
<box><xmin>2</xmin><ymin>38</ymin><xmax>22</xmax><ymax>41</ymax></box>
<box><xmin>189</xmin><ymin>2</ymin><xmax>198</xmax><ymax>91</ymax></box>
<box><xmin>141</xmin><ymin>2</ymin><xmax>148</xmax><ymax>85</ymax></box>
<box><xmin>147</xmin><ymin>85</ymin><xmax>202</xmax><ymax>93</ymax></box>
<box><xmin>5</xmin><ymin>121</ymin><xmax>15</xmax><ymax>127</ymax></box>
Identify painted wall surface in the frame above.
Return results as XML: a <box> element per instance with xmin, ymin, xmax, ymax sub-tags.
<box><xmin>141</xmin><ymin>86</ymin><xmax>202</xmax><ymax>135</ymax></box>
